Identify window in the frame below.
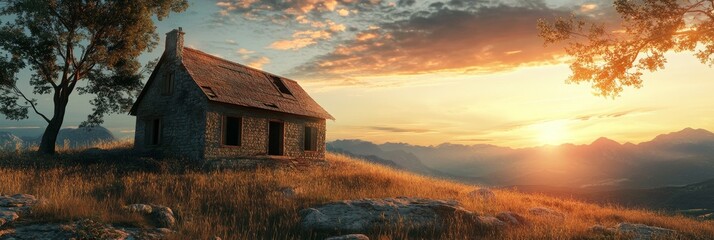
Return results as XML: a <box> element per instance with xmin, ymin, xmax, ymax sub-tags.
<box><xmin>145</xmin><ymin>118</ymin><xmax>161</xmax><ymax>146</ymax></box>
<box><xmin>271</xmin><ymin>75</ymin><xmax>292</xmax><ymax>95</ymax></box>
<box><xmin>223</xmin><ymin>116</ymin><xmax>242</xmax><ymax>146</ymax></box>
<box><xmin>304</xmin><ymin>126</ymin><xmax>318</xmax><ymax>151</ymax></box>
<box><xmin>161</xmin><ymin>73</ymin><xmax>174</xmax><ymax>95</ymax></box>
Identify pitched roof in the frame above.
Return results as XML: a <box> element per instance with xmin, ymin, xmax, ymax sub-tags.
<box><xmin>131</xmin><ymin>48</ymin><xmax>334</xmax><ymax>120</ymax></box>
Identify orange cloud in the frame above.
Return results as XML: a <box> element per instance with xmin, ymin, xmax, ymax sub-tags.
<box><xmin>269</xmin><ymin>30</ymin><xmax>333</xmax><ymax>50</ymax></box>
<box><xmin>291</xmin><ymin>5</ymin><xmax>573</xmax><ymax>81</ymax></box>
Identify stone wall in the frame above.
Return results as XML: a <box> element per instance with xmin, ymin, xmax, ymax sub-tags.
<box><xmin>204</xmin><ymin>103</ymin><xmax>326</xmax><ymax>161</ymax></box>
<box><xmin>133</xmin><ymin>53</ymin><xmax>208</xmax><ymax>160</ymax></box>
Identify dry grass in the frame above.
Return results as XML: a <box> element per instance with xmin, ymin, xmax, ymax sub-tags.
<box><xmin>0</xmin><ymin>143</ymin><xmax>712</xmax><ymax>239</ymax></box>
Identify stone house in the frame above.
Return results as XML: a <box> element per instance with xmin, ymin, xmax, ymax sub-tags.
<box><xmin>129</xmin><ymin>28</ymin><xmax>334</xmax><ymax>161</ymax></box>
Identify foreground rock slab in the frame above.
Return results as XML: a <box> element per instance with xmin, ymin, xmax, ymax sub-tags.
<box><xmin>300</xmin><ymin>197</ymin><xmax>502</xmax><ymax>233</ymax></box>
<box><xmin>615</xmin><ymin>222</ymin><xmax>676</xmax><ymax>240</ymax></box>
<box><xmin>0</xmin><ymin>194</ymin><xmax>38</xmax><ymax>228</ymax></box>
<box><xmin>325</xmin><ymin>234</ymin><xmax>370</xmax><ymax>240</ymax></box>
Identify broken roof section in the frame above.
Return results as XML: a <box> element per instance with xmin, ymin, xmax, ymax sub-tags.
<box><xmin>181</xmin><ymin>48</ymin><xmax>333</xmax><ymax>120</ymax></box>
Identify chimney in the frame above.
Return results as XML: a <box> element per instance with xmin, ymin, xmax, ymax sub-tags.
<box><xmin>165</xmin><ymin>27</ymin><xmax>184</xmax><ymax>60</ymax></box>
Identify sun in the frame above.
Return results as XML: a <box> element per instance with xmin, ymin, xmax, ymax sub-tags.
<box><xmin>533</xmin><ymin>120</ymin><xmax>569</xmax><ymax>146</ymax></box>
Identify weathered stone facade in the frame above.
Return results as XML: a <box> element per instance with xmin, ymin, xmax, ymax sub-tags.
<box><xmin>130</xmin><ymin>28</ymin><xmax>331</xmax><ymax>162</ymax></box>
<box><xmin>204</xmin><ymin>103</ymin><xmax>326</xmax><ymax>161</ymax></box>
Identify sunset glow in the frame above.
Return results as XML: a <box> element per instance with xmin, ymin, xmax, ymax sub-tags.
<box><xmin>534</xmin><ymin>121</ymin><xmax>569</xmax><ymax>146</ymax></box>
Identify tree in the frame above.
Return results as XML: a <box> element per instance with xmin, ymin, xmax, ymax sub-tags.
<box><xmin>537</xmin><ymin>0</ymin><xmax>714</xmax><ymax>97</ymax></box>
<box><xmin>0</xmin><ymin>0</ymin><xmax>188</xmax><ymax>154</ymax></box>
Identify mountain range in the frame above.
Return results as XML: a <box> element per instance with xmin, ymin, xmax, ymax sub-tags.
<box><xmin>328</xmin><ymin>128</ymin><xmax>714</xmax><ymax>189</ymax></box>
<box><xmin>0</xmin><ymin>126</ymin><xmax>116</xmax><ymax>150</ymax></box>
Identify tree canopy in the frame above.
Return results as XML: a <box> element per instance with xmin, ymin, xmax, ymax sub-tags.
<box><xmin>538</xmin><ymin>0</ymin><xmax>714</xmax><ymax>97</ymax></box>
<box><xmin>0</xmin><ymin>0</ymin><xmax>188</xmax><ymax>154</ymax></box>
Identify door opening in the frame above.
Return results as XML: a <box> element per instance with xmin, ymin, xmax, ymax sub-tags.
<box><xmin>268</xmin><ymin>121</ymin><xmax>284</xmax><ymax>156</ymax></box>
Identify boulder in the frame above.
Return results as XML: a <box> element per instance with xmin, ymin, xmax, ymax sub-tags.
<box><xmin>325</xmin><ymin>234</ymin><xmax>370</xmax><ymax>240</ymax></box>
<box><xmin>615</xmin><ymin>222</ymin><xmax>676</xmax><ymax>240</ymax></box>
<box><xmin>280</xmin><ymin>187</ymin><xmax>297</xmax><ymax>198</ymax></box>
<box><xmin>299</xmin><ymin>197</ymin><xmax>496</xmax><ymax>233</ymax></box>
<box><xmin>528</xmin><ymin>207</ymin><xmax>565</xmax><ymax>220</ymax></box>
<box><xmin>467</xmin><ymin>188</ymin><xmax>495</xmax><ymax>201</ymax></box>
<box><xmin>496</xmin><ymin>211</ymin><xmax>527</xmax><ymax>225</ymax></box>
<box><xmin>123</xmin><ymin>203</ymin><xmax>176</xmax><ymax>228</ymax></box>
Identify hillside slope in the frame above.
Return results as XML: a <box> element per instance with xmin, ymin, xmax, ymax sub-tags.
<box><xmin>0</xmin><ymin>143</ymin><xmax>712</xmax><ymax>239</ymax></box>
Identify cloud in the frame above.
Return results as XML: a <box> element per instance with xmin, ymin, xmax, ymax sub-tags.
<box><xmin>580</xmin><ymin>3</ymin><xmax>598</xmax><ymax>12</ymax></box>
<box><xmin>0</xmin><ymin>126</ymin><xmax>41</xmax><ymax>129</ymax></box>
<box><xmin>214</xmin><ymin>0</ymin><xmax>380</xmax><ymax>19</ymax></box>
<box><xmin>574</xmin><ymin>108</ymin><xmax>657</xmax><ymax>121</ymax></box>
<box><xmin>368</xmin><ymin>126</ymin><xmax>434</xmax><ymax>133</ymax></box>
<box><xmin>290</xmin><ymin>4</ymin><xmax>573</xmax><ymax>82</ymax></box>
<box><xmin>247</xmin><ymin>56</ymin><xmax>271</xmax><ymax>69</ymax></box>
<box><xmin>235</xmin><ymin>47</ymin><xmax>271</xmax><ymax>69</ymax></box>
<box><xmin>237</xmin><ymin>48</ymin><xmax>255</xmax><ymax>56</ymax></box>
<box><xmin>269</xmin><ymin>30</ymin><xmax>333</xmax><ymax>50</ymax></box>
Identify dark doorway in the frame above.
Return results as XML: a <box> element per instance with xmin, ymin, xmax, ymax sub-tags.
<box><xmin>268</xmin><ymin>121</ymin><xmax>284</xmax><ymax>156</ymax></box>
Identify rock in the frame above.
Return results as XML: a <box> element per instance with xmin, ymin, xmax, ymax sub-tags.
<box><xmin>1</xmin><ymin>223</ymin><xmax>71</xmax><ymax>239</ymax></box>
<box><xmin>65</xmin><ymin>219</ymin><xmax>130</xmax><ymax>240</ymax></box>
<box><xmin>152</xmin><ymin>206</ymin><xmax>176</xmax><ymax>228</ymax></box>
<box><xmin>123</xmin><ymin>204</ymin><xmax>154</xmax><ymax>215</ymax></box>
<box><xmin>123</xmin><ymin>203</ymin><xmax>176</xmax><ymax>228</ymax></box>
<box><xmin>0</xmin><ymin>194</ymin><xmax>38</xmax><ymax>228</ymax></box>
<box><xmin>496</xmin><ymin>211</ymin><xmax>527</xmax><ymax>225</ymax></box>
<box><xmin>280</xmin><ymin>187</ymin><xmax>296</xmax><ymax>198</ymax></box>
<box><xmin>325</xmin><ymin>234</ymin><xmax>370</xmax><ymax>240</ymax></box>
<box><xmin>467</xmin><ymin>188</ymin><xmax>495</xmax><ymax>201</ymax></box>
<box><xmin>698</xmin><ymin>213</ymin><xmax>713</xmax><ymax>220</ymax></box>
<box><xmin>0</xmin><ymin>194</ymin><xmax>38</xmax><ymax>208</ymax></box>
<box><xmin>476</xmin><ymin>216</ymin><xmax>506</xmax><ymax>228</ymax></box>
<box><xmin>589</xmin><ymin>224</ymin><xmax>616</xmax><ymax>235</ymax></box>
<box><xmin>299</xmin><ymin>197</ymin><xmax>489</xmax><ymax>233</ymax></box>
<box><xmin>528</xmin><ymin>207</ymin><xmax>565</xmax><ymax>220</ymax></box>
<box><xmin>155</xmin><ymin>227</ymin><xmax>173</xmax><ymax>234</ymax></box>
<box><xmin>615</xmin><ymin>222</ymin><xmax>676</xmax><ymax>240</ymax></box>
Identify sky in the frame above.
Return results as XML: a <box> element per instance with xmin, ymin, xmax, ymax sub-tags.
<box><xmin>2</xmin><ymin>0</ymin><xmax>714</xmax><ymax>148</ymax></box>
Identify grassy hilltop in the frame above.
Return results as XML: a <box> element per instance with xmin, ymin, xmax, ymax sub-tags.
<box><xmin>0</xmin><ymin>141</ymin><xmax>713</xmax><ymax>239</ymax></box>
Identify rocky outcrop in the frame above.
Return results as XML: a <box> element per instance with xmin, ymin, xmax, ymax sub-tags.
<box><xmin>496</xmin><ymin>211</ymin><xmax>527</xmax><ymax>225</ymax></box>
<box><xmin>467</xmin><ymin>188</ymin><xmax>495</xmax><ymax>201</ymax></box>
<box><xmin>299</xmin><ymin>197</ymin><xmax>503</xmax><ymax>233</ymax></box>
<box><xmin>589</xmin><ymin>224</ymin><xmax>616</xmax><ymax>235</ymax></box>
<box><xmin>0</xmin><ymin>194</ymin><xmax>38</xmax><ymax>228</ymax></box>
<box><xmin>615</xmin><ymin>222</ymin><xmax>676</xmax><ymax>240</ymax></box>
<box><xmin>528</xmin><ymin>207</ymin><xmax>565</xmax><ymax>220</ymax></box>
<box><xmin>123</xmin><ymin>204</ymin><xmax>176</xmax><ymax>228</ymax></box>
<box><xmin>1</xmin><ymin>219</ymin><xmax>172</xmax><ymax>240</ymax></box>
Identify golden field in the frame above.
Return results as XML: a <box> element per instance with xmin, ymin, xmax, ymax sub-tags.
<box><xmin>0</xmin><ymin>140</ymin><xmax>712</xmax><ymax>239</ymax></box>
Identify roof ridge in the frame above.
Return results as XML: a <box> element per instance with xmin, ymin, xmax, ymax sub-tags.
<box><xmin>182</xmin><ymin>47</ymin><xmax>298</xmax><ymax>83</ymax></box>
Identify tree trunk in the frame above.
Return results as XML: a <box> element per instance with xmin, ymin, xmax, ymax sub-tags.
<box><xmin>37</xmin><ymin>95</ymin><xmax>69</xmax><ymax>155</ymax></box>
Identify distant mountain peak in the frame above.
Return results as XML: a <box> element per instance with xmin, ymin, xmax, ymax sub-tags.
<box><xmin>649</xmin><ymin>128</ymin><xmax>714</xmax><ymax>144</ymax></box>
<box><xmin>591</xmin><ymin>137</ymin><xmax>620</xmax><ymax>147</ymax></box>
